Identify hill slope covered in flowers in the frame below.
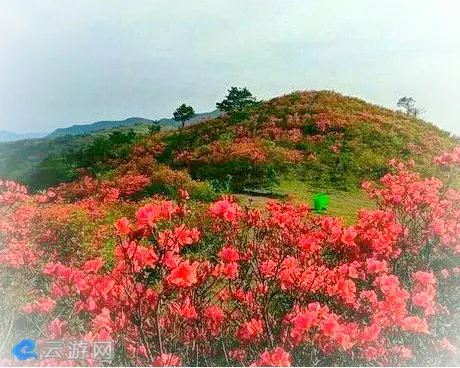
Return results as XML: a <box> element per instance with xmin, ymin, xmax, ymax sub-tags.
<box><xmin>150</xmin><ymin>90</ymin><xmax>458</xmax><ymax>191</ymax></box>
<box><xmin>24</xmin><ymin>90</ymin><xmax>459</xmax><ymax>197</ymax></box>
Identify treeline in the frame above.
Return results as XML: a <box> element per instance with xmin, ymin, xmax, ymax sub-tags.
<box><xmin>29</xmin><ymin>128</ymin><xmax>140</xmax><ymax>190</ymax></box>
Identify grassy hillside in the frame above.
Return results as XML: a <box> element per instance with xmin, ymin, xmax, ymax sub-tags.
<box><xmin>151</xmin><ymin>90</ymin><xmax>458</xmax><ymax>191</ymax></box>
<box><xmin>2</xmin><ymin>90</ymin><xmax>458</xmax><ymax>217</ymax></box>
<box><xmin>0</xmin><ymin>134</ymin><xmax>94</xmax><ymax>185</ymax></box>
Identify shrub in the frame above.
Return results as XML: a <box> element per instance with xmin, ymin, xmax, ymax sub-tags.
<box><xmin>0</xmin><ymin>148</ymin><xmax>459</xmax><ymax>366</ymax></box>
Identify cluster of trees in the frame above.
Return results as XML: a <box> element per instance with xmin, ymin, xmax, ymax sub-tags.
<box><xmin>169</xmin><ymin>86</ymin><xmax>258</xmax><ymax>132</ymax></box>
<box><xmin>30</xmin><ymin>129</ymin><xmax>139</xmax><ymax>190</ymax></box>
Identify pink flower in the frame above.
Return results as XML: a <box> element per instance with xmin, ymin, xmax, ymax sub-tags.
<box><xmin>413</xmin><ymin>271</ymin><xmax>436</xmax><ymax>285</ymax></box>
<box><xmin>319</xmin><ymin>313</ymin><xmax>341</xmax><ymax>337</ymax></box>
<box><xmin>209</xmin><ymin>197</ymin><xmax>241</xmax><ymax>223</ymax></box>
<box><xmin>22</xmin><ymin>297</ymin><xmax>56</xmax><ymax>314</ymax></box>
<box><xmin>260</xmin><ymin>260</ymin><xmax>277</xmax><ymax>278</ymax></box>
<box><xmin>259</xmin><ymin>347</ymin><xmax>291</xmax><ymax>366</ymax></box>
<box><xmin>173</xmin><ymin>224</ymin><xmax>200</xmax><ymax>246</ymax></box>
<box><xmin>136</xmin><ymin>201</ymin><xmax>176</xmax><ymax>228</ymax></box>
<box><xmin>167</xmin><ymin>261</ymin><xmax>199</xmax><ymax>287</ymax></box>
<box><xmin>83</xmin><ymin>257</ymin><xmax>104</xmax><ymax>273</ymax></box>
<box><xmin>219</xmin><ymin>246</ymin><xmax>240</xmax><ymax>262</ymax></box>
<box><xmin>434</xmin><ymin>338</ymin><xmax>458</xmax><ymax>355</ymax></box>
<box><xmin>178</xmin><ymin>188</ymin><xmax>190</xmax><ymax>201</ymax></box>
<box><xmin>169</xmin><ymin>297</ymin><xmax>197</xmax><ymax>320</ymax></box>
<box><xmin>401</xmin><ymin>316</ymin><xmax>429</xmax><ymax>334</ymax></box>
<box><xmin>115</xmin><ymin>217</ymin><xmax>132</xmax><ymax>235</ymax></box>
<box><xmin>366</xmin><ymin>258</ymin><xmax>388</xmax><ymax>274</ymax></box>
<box><xmin>341</xmin><ymin>226</ymin><xmax>357</xmax><ymax>246</ymax></box>
<box><xmin>204</xmin><ymin>305</ymin><xmax>225</xmax><ymax>334</ymax></box>
<box><xmin>48</xmin><ymin>318</ymin><xmax>68</xmax><ymax>339</ymax></box>
<box><xmin>152</xmin><ymin>353</ymin><xmax>182</xmax><ymax>366</ymax></box>
<box><xmin>236</xmin><ymin>319</ymin><xmax>263</xmax><ymax>343</ymax></box>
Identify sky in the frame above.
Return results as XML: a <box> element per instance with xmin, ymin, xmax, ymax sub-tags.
<box><xmin>1</xmin><ymin>0</ymin><xmax>459</xmax><ymax>135</ymax></box>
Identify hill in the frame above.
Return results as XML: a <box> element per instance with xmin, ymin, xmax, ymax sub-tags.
<box><xmin>150</xmin><ymin>90</ymin><xmax>458</xmax><ymax>191</ymax></box>
<box><xmin>24</xmin><ymin>89</ymin><xmax>455</xmax><ymax>222</ymax></box>
<box><xmin>2</xmin><ymin>90</ymin><xmax>458</xmax><ymax>223</ymax></box>
<box><xmin>0</xmin><ymin>110</ymin><xmax>220</xmax><ymax>186</ymax></box>
<box><xmin>0</xmin><ymin>134</ymin><xmax>96</xmax><ymax>186</ymax></box>
<box><xmin>46</xmin><ymin>117</ymin><xmax>156</xmax><ymax>139</ymax></box>
<box><xmin>46</xmin><ymin>110</ymin><xmax>221</xmax><ymax>139</ymax></box>
<box><xmin>0</xmin><ymin>130</ymin><xmax>48</xmax><ymax>142</ymax></box>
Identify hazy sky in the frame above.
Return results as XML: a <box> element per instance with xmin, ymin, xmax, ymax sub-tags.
<box><xmin>1</xmin><ymin>0</ymin><xmax>459</xmax><ymax>134</ymax></box>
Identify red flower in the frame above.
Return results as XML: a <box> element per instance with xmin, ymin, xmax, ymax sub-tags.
<box><xmin>219</xmin><ymin>246</ymin><xmax>240</xmax><ymax>262</ymax></box>
<box><xmin>259</xmin><ymin>347</ymin><xmax>291</xmax><ymax>367</ymax></box>
<box><xmin>167</xmin><ymin>261</ymin><xmax>199</xmax><ymax>287</ymax></box>
<box><xmin>115</xmin><ymin>217</ymin><xmax>132</xmax><ymax>235</ymax></box>
<box><xmin>83</xmin><ymin>257</ymin><xmax>104</xmax><ymax>273</ymax></box>
<box><xmin>341</xmin><ymin>226</ymin><xmax>357</xmax><ymax>246</ymax></box>
<box><xmin>152</xmin><ymin>353</ymin><xmax>182</xmax><ymax>366</ymax></box>
<box><xmin>236</xmin><ymin>318</ymin><xmax>263</xmax><ymax>343</ymax></box>
<box><xmin>209</xmin><ymin>197</ymin><xmax>241</xmax><ymax>223</ymax></box>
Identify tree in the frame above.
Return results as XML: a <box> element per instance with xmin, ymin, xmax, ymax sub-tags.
<box><xmin>216</xmin><ymin>87</ymin><xmax>257</xmax><ymax>115</ymax></box>
<box><xmin>173</xmin><ymin>104</ymin><xmax>195</xmax><ymax>130</ymax></box>
<box><xmin>148</xmin><ymin>120</ymin><xmax>161</xmax><ymax>135</ymax></box>
<box><xmin>397</xmin><ymin>96</ymin><xmax>425</xmax><ymax>117</ymax></box>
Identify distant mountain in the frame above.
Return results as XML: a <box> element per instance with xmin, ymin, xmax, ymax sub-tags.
<box><xmin>46</xmin><ymin>117</ymin><xmax>155</xmax><ymax>139</ymax></box>
<box><xmin>46</xmin><ymin>110</ymin><xmax>221</xmax><ymax>139</ymax></box>
<box><xmin>155</xmin><ymin>110</ymin><xmax>222</xmax><ymax>129</ymax></box>
<box><xmin>0</xmin><ymin>130</ymin><xmax>49</xmax><ymax>142</ymax></box>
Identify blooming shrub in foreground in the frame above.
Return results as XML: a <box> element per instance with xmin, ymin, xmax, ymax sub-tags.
<box><xmin>0</xmin><ymin>148</ymin><xmax>459</xmax><ymax>366</ymax></box>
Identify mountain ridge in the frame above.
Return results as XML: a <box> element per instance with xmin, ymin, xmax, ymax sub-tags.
<box><xmin>46</xmin><ymin>110</ymin><xmax>221</xmax><ymax>139</ymax></box>
<box><xmin>0</xmin><ymin>130</ymin><xmax>49</xmax><ymax>142</ymax></box>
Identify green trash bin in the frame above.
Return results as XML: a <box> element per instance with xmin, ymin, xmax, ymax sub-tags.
<box><xmin>313</xmin><ymin>193</ymin><xmax>329</xmax><ymax>211</ymax></box>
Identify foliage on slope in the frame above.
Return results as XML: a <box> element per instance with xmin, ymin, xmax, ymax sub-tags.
<box><xmin>152</xmin><ymin>90</ymin><xmax>458</xmax><ymax>191</ymax></box>
<box><xmin>7</xmin><ymin>90</ymin><xmax>458</xmax><ymax>196</ymax></box>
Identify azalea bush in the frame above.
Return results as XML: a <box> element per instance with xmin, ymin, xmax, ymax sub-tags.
<box><xmin>0</xmin><ymin>148</ymin><xmax>459</xmax><ymax>366</ymax></box>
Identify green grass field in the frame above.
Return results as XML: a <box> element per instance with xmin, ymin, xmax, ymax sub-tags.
<box><xmin>276</xmin><ymin>180</ymin><xmax>376</xmax><ymax>224</ymax></box>
<box><xmin>237</xmin><ymin>179</ymin><xmax>375</xmax><ymax>225</ymax></box>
